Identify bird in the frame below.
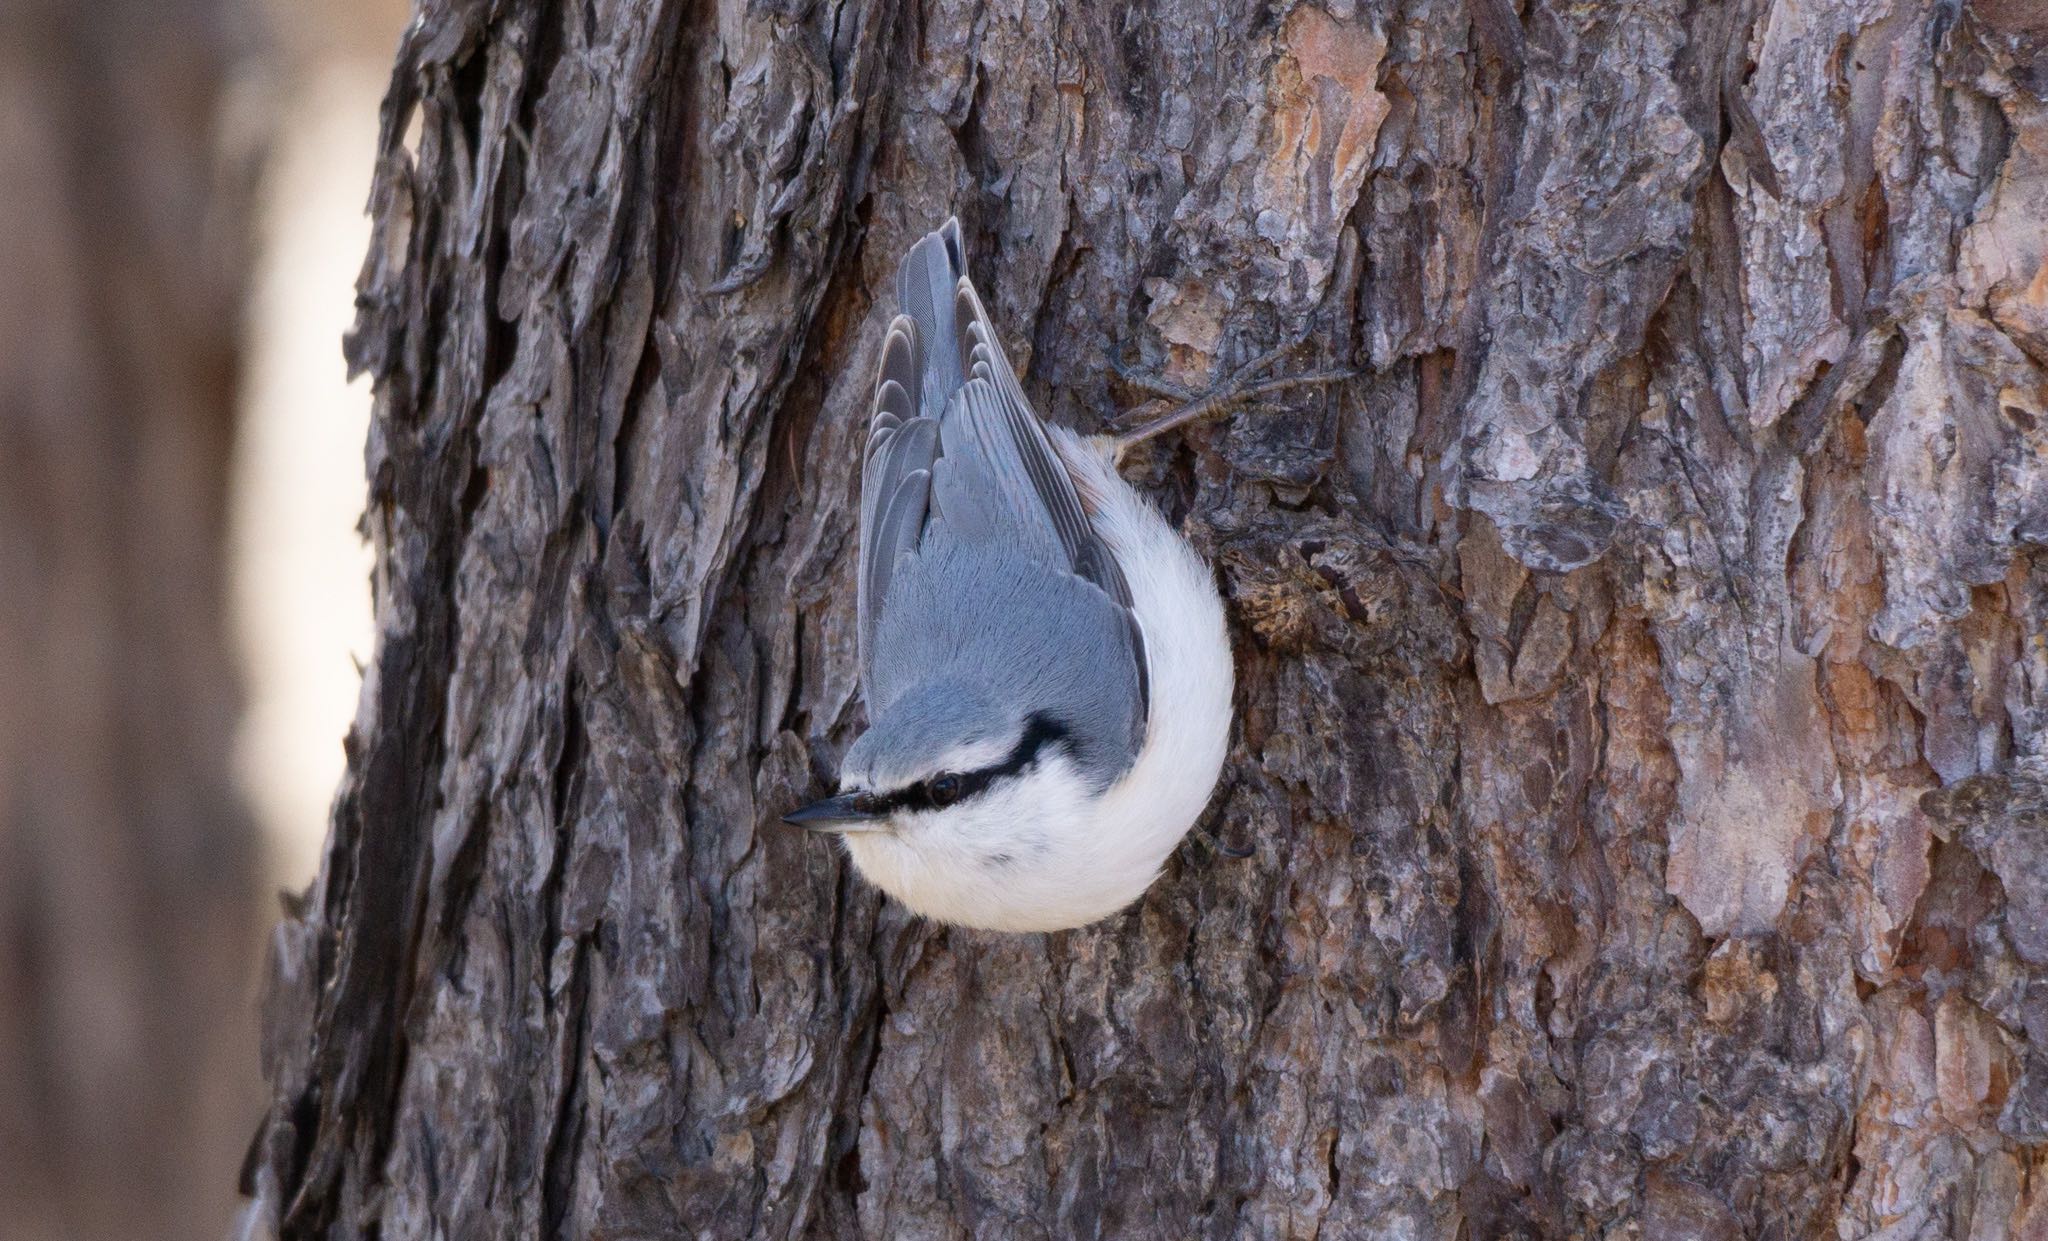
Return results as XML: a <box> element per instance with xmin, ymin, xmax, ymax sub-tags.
<box><xmin>782</xmin><ymin>217</ymin><xmax>1235</xmax><ymax>932</ymax></box>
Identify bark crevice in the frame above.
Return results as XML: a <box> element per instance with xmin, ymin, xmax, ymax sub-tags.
<box><xmin>247</xmin><ymin>0</ymin><xmax>2048</xmax><ymax>1235</ymax></box>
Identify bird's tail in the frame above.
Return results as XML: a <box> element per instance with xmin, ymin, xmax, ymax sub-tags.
<box><xmin>895</xmin><ymin>218</ymin><xmax>969</xmax><ymax>420</ymax></box>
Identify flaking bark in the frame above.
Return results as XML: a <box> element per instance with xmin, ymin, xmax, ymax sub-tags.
<box><xmin>249</xmin><ymin>0</ymin><xmax>2048</xmax><ymax>1236</ymax></box>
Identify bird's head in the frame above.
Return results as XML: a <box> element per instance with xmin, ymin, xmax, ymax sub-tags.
<box><xmin>784</xmin><ymin>679</ymin><xmax>1118</xmax><ymax>929</ymax></box>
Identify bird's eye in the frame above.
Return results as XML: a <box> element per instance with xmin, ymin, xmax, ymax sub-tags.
<box><xmin>927</xmin><ymin>773</ymin><xmax>965</xmax><ymax>807</ymax></box>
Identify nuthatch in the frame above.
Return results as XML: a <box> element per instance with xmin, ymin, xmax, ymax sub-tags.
<box><xmin>786</xmin><ymin>219</ymin><xmax>1234</xmax><ymax>931</ymax></box>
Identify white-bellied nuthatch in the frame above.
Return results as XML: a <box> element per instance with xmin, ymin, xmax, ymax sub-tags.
<box><xmin>784</xmin><ymin>218</ymin><xmax>1235</xmax><ymax>931</ymax></box>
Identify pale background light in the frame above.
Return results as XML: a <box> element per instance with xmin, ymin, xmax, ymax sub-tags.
<box><xmin>232</xmin><ymin>1</ymin><xmax>407</xmax><ymax>886</ymax></box>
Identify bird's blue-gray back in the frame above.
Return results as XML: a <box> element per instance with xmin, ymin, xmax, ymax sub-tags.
<box><xmin>866</xmin><ymin>529</ymin><xmax>1143</xmax><ymax>789</ymax></box>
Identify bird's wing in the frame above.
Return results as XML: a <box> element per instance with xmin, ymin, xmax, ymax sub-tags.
<box><xmin>938</xmin><ymin>232</ymin><xmax>1135</xmax><ymax>612</ymax></box>
<box><xmin>858</xmin><ymin>219</ymin><xmax>1147</xmax><ymax>715</ymax></box>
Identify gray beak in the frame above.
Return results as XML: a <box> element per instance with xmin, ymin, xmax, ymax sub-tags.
<box><xmin>782</xmin><ymin>793</ymin><xmax>887</xmax><ymax>832</ymax></box>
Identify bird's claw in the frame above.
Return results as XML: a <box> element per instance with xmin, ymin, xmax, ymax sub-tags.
<box><xmin>1110</xmin><ymin>358</ymin><xmax>1193</xmax><ymax>403</ymax></box>
<box><xmin>1111</xmin><ymin>337</ymin><xmax>1357</xmax><ymax>456</ymax></box>
<box><xmin>1192</xmin><ymin>822</ymin><xmax>1255</xmax><ymax>861</ymax></box>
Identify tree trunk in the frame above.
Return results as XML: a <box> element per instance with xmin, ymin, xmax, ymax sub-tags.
<box><xmin>0</xmin><ymin>3</ymin><xmax>263</xmax><ymax>1240</ymax></box>
<box><xmin>246</xmin><ymin>0</ymin><xmax>2048</xmax><ymax>1236</ymax></box>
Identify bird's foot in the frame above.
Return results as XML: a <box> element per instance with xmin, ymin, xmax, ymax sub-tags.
<box><xmin>1191</xmin><ymin>821</ymin><xmax>1255</xmax><ymax>861</ymax></box>
<box><xmin>1110</xmin><ymin>339</ymin><xmax>1357</xmax><ymax>459</ymax></box>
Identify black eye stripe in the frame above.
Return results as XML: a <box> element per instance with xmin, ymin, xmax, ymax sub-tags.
<box><xmin>984</xmin><ymin>714</ymin><xmax>1070</xmax><ymax>781</ymax></box>
<box><xmin>865</xmin><ymin>714</ymin><xmax>1070</xmax><ymax>814</ymax></box>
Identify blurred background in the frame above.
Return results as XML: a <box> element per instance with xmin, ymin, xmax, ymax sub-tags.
<box><xmin>0</xmin><ymin>1</ymin><xmax>405</xmax><ymax>1237</ymax></box>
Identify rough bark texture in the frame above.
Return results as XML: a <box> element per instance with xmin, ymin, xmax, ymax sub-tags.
<box><xmin>248</xmin><ymin>0</ymin><xmax>2048</xmax><ymax>1236</ymax></box>
<box><xmin>0</xmin><ymin>3</ymin><xmax>264</xmax><ymax>1240</ymax></box>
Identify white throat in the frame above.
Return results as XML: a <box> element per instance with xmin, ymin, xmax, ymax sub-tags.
<box><xmin>840</xmin><ymin>433</ymin><xmax>1234</xmax><ymax>931</ymax></box>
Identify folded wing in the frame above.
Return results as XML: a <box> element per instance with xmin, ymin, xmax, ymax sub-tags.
<box><xmin>857</xmin><ymin>219</ymin><xmax>1148</xmax><ymax>727</ymax></box>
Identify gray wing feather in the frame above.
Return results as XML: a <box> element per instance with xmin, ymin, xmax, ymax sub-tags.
<box><xmin>933</xmin><ymin>380</ymin><xmax>1066</xmax><ymax>566</ymax></box>
<box><xmin>879</xmin><ymin>317</ymin><xmax>919</xmax><ymax>404</ymax></box>
<box><xmin>949</xmin><ymin>273</ymin><xmax>1136</xmax><ymax>611</ymax></box>
<box><xmin>860</xmin><ymin>218</ymin><xmax>1148</xmax><ymax>730</ymax></box>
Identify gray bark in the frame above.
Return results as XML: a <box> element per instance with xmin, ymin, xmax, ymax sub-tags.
<box><xmin>0</xmin><ymin>3</ymin><xmax>264</xmax><ymax>1240</ymax></box>
<box><xmin>248</xmin><ymin>0</ymin><xmax>2048</xmax><ymax>1236</ymax></box>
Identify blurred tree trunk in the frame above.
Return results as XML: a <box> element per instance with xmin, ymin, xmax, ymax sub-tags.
<box><xmin>247</xmin><ymin>0</ymin><xmax>2048</xmax><ymax>1236</ymax></box>
<box><xmin>0</xmin><ymin>3</ymin><xmax>263</xmax><ymax>1241</ymax></box>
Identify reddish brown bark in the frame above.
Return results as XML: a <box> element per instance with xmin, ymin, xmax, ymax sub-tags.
<box><xmin>249</xmin><ymin>1</ymin><xmax>2048</xmax><ymax>1236</ymax></box>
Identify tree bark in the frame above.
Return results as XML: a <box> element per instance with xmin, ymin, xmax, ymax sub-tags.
<box><xmin>247</xmin><ymin>0</ymin><xmax>2048</xmax><ymax>1236</ymax></box>
<box><xmin>0</xmin><ymin>4</ymin><xmax>263</xmax><ymax>1240</ymax></box>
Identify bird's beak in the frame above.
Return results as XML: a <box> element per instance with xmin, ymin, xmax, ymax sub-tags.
<box><xmin>782</xmin><ymin>793</ymin><xmax>887</xmax><ymax>833</ymax></box>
